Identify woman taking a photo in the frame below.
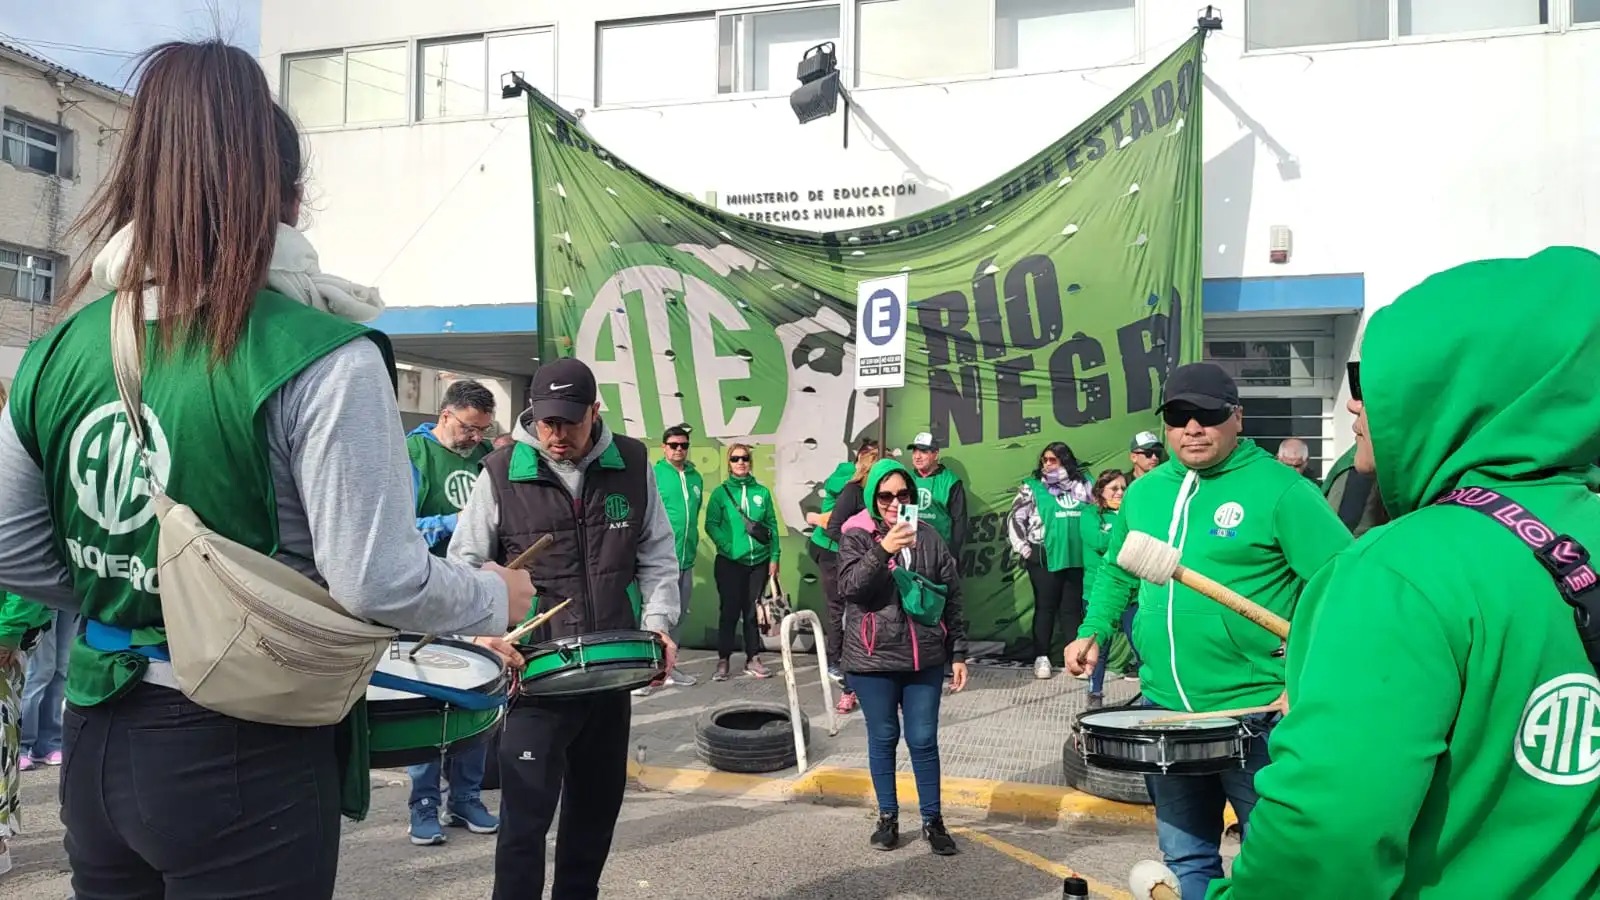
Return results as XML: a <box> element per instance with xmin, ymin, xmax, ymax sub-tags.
<box><xmin>0</xmin><ymin>40</ymin><xmax>532</xmax><ymax>899</ymax></box>
<box><xmin>705</xmin><ymin>443</ymin><xmax>781</xmax><ymax>681</ymax></box>
<box><xmin>1007</xmin><ymin>441</ymin><xmax>1094</xmax><ymax>680</ymax></box>
<box><xmin>837</xmin><ymin>458</ymin><xmax>967</xmax><ymax>856</ymax></box>
<box><xmin>1081</xmin><ymin>469</ymin><xmax>1138</xmax><ymax>706</ymax></box>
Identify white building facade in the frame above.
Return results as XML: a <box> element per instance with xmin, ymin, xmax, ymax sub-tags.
<box><xmin>260</xmin><ymin>0</ymin><xmax>1600</xmax><ymax>475</ymax></box>
<box><xmin>0</xmin><ymin>43</ymin><xmax>127</xmax><ymax>385</ymax></box>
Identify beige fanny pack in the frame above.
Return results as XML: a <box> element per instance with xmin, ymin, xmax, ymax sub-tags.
<box><xmin>109</xmin><ymin>289</ymin><xmax>397</xmax><ymax>727</ymax></box>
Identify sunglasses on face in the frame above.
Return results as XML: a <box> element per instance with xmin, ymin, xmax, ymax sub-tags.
<box><xmin>665</xmin><ymin>441</ymin><xmax>689</xmax><ymax>450</ymax></box>
<box><xmin>875</xmin><ymin>489</ymin><xmax>914</xmax><ymax>505</ymax></box>
<box><xmin>729</xmin><ymin>455</ymin><xmax>751</xmax><ymax>463</ymax></box>
<box><xmin>1162</xmin><ymin>404</ymin><xmax>1234</xmax><ymax>429</ymax></box>
<box><xmin>1347</xmin><ymin>361</ymin><xmax>1362</xmax><ymax>401</ymax></box>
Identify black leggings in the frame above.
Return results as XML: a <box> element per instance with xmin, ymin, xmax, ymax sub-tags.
<box><xmin>1027</xmin><ymin>563</ymin><xmax>1086</xmax><ymax>658</ymax></box>
<box><xmin>715</xmin><ymin>555</ymin><xmax>767</xmax><ymax>659</ymax></box>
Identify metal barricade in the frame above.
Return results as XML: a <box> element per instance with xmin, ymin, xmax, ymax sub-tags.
<box><xmin>780</xmin><ymin>610</ymin><xmax>839</xmax><ymax>775</ymax></box>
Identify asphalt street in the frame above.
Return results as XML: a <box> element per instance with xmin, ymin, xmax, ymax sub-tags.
<box><xmin>3</xmin><ymin>766</ymin><xmax>1205</xmax><ymax>899</ymax></box>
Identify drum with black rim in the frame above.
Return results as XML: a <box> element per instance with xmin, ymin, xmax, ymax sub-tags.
<box><xmin>518</xmin><ymin>629</ymin><xmax>665</xmax><ymax>697</ymax></box>
<box><xmin>367</xmin><ymin>635</ymin><xmax>509</xmax><ymax>768</ymax></box>
<box><xmin>1075</xmin><ymin>706</ymin><xmax>1246</xmax><ymax>776</ymax></box>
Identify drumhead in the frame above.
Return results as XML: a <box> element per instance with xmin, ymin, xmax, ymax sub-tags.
<box><xmin>369</xmin><ymin>636</ymin><xmax>503</xmax><ymax>703</ymax></box>
<box><xmin>1080</xmin><ymin>708</ymin><xmax>1240</xmax><ymax>731</ymax></box>
<box><xmin>530</xmin><ymin>629</ymin><xmax>660</xmax><ymax>651</ymax></box>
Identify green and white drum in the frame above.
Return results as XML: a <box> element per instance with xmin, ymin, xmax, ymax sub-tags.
<box><xmin>367</xmin><ymin>636</ymin><xmax>509</xmax><ymax>768</ymax></box>
<box><xmin>518</xmin><ymin>630</ymin><xmax>666</xmax><ymax>697</ymax></box>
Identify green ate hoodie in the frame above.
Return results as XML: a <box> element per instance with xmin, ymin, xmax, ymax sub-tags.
<box><xmin>1211</xmin><ymin>247</ymin><xmax>1600</xmax><ymax>899</ymax></box>
<box><xmin>1079</xmin><ymin>439</ymin><xmax>1351</xmax><ymax>711</ymax></box>
<box><xmin>652</xmin><ymin>457</ymin><xmax>705</xmax><ymax>569</ymax></box>
<box><xmin>704</xmin><ymin>474</ymin><xmax>781</xmax><ymax>566</ymax></box>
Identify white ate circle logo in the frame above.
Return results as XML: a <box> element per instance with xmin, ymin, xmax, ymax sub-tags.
<box><xmin>1213</xmin><ymin>502</ymin><xmax>1245</xmax><ymax>529</ymax></box>
<box><xmin>444</xmin><ymin>469</ymin><xmax>477</xmax><ymax>510</ymax></box>
<box><xmin>69</xmin><ymin>401</ymin><xmax>172</xmax><ymax>536</ymax></box>
<box><xmin>1515</xmin><ymin>673</ymin><xmax>1600</xmax><ymax>786</ymax></box>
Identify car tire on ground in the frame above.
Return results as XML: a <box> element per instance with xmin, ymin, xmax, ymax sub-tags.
<box><xmin>695</xmin><ymin>700</ymin><xmax>810</xmax><ymax>774</ymax></box>
<box><xmin>1061</xmin><ymin>737</ymin><xmax>1153</xmax><ymax>805</ymax></box>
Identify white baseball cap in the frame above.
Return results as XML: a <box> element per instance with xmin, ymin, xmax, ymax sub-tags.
<box><xmin>908</xmin><ymin>432</ymin><xmax>937</xmax><ymax>451</ymax></box>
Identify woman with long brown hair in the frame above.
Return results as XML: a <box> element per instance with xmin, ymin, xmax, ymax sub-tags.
<box><xmin>0</xmin><ymin>40</ymin><xmax>533</xmax><ymax>898</ymax></box>
<box><xmin>704</xmin><ymin>442</ymin><xmax>782</xmax><ymax>681</ymax></box>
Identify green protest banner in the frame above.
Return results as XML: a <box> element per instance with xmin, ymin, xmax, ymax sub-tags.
<box><xmin>526</xmin><ymin>33</ymin><xmax>1205</xmax><ymax>656</ymax></box>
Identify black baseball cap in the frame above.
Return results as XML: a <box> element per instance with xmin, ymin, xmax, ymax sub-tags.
<box><xmin>529</xmin><ymin>358</ymin><xmax>597</xmax><ymax>423</ymax></box>
<box><xmin>662</xmin><ymin>425</ymin><xmax>691</xmax><ymax>442</ymax></box>
<box><xmin>1161</xmin><ymin>363</ymin><xmax>1239</xmax><ymax>411</ymax></box>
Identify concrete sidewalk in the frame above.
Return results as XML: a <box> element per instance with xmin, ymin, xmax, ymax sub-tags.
<box><xmin>625</xmin><ymin>649</ymin><xmax>1154</xmax><ymax>824</ymax></box>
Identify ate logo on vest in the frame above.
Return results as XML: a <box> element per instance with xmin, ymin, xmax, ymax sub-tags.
<box><xmin>69</xmin><ymin>401</ymin><xmax>173</xmax><ymax>536</ymax></box>
<box><xmin>604</xmin><ymin>493</ymin><xmax>632</xmax><ymax>528</ymax></box>
<box><xmin>1515</xmin><ymin>673</ymin><xmax>1600</xmax><ymax>786</ymax></box>
<box><xmin>444</xmin><ymin>469</ymin><xmax>477</xmax><ymax>510</ymax></box>
<box><xmin>918</xmin><ymin>487</ymin><xmax>933</xmax><ymax>507</ymax></box>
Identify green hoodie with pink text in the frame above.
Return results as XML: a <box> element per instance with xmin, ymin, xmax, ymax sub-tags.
<box><xmin>1210</xmin><ymin>246</ymin><xmax>1600</xmax><ymax>899</ymax></box>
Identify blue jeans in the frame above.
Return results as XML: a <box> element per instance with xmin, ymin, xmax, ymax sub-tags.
<box><xmin>408</xmin><ymin>743</ymin><xmax>488</xmax><ymax>810</ymax></box>
<box><xmin>1142</xmin><ymin>704</ymin><xmax>1278</xmax><ymax>899</ymax></box>
<box><xmin>1089</xmin><ymin>603</ymin><xmax>1139</xmax><ymax>695</ymax></box>
<box><xmin>20</xmin><ymin>609</ymin><xmax>75</xmax><ymax>758</ymax></box>
<box><xmin>849</xmin><ymin>666</ymin><xmax>944</xmax><ymax>822</ymax></box>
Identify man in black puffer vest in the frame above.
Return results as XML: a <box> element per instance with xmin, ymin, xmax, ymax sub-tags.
<box><xmin>449</xmin><ymin>358</ymin><xmax>681</xmax><ymax>900</ymax></box>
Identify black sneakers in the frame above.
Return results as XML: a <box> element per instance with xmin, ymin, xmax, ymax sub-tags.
<box><xmin>922</xmin><ymin>817</ymin><xmax>958</xmax><ymax>856</ymax></box>
<box><xmin>870</xmin><ymin>814</ymin><xmax>899</xmax><ymax>850</ymax></box>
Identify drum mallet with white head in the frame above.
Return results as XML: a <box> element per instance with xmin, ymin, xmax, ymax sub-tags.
<box><xmin>1117</xmin><ymin>530</ymin><xmax>1291</xmax><ymax>640</ymax></box>
<box><xmin>410</xmin><ymin>533</ymin><xmax>557</xmax><ymax>659</ymax></box>
<box><xmin>1130</xmin><ymin>859</ymin><xmax>1181</xmax><ymax>900</ymax></box>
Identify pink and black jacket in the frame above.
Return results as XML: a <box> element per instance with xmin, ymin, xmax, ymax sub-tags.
<box><xmin>836</xmin><ymin>507</ymin><xmax>968</xmax><ymax>675</ymax></box>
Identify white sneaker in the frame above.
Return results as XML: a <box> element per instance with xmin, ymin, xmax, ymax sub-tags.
<box><xmin>631</xmin><ymin>685</ymin><xmax>657</xmax><ymax>697</ymax></box>
<box><xmin>0</xmin><ymin>843</ymin><xmax>11</xmax><ymax>877</ymax></box>
<box><xmin>1033</xmin><ymin>655</ymin><xmax>1052</xmax><ymax>679</ymax></box>
<box><xmin>666</xmin><ymin>668</ymin><xmax>697</xmax><ymax>686</ymax></box>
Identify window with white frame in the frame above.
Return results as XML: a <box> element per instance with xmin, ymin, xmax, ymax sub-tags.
<box><xmin>419</xmin><ymin>30</ymin><xmax>556</xmax><ymax>120</ymax></box>
<box><xmin>855</xmin><ymin>0</ymin><xmax>1136</xmax><ymax>87</ymax></box>
<box><xmin>597</xmin><ymin>16</ymin><xmax>720</xmax><ymax>105</ymax></box>
<box><xmin>2</xmin><ymin>114</ymin><xmax>61</xmax><ymax>175</ymax></box>
<box><xmin>1203</xmin><ymin>318</ymin><xmax>1338</xmax><ymax>478</ymax></box>
<box><xmin>283</xmin><ymin>45</ymin><xmax>408</xmax><ymax>128</ymax></box>
<box><xmin>0</xmin><ymin>246</ymin><xmax>56</xmax><ymax>305</ymax></box>
<box><xmin>995</xmin><ymin>0</ymin><xmax>1137</xmax><ymax>72</ymax></box>
<box><xmin>719</xmin><ymin>4</ymin><xmax>840</xmax><ymax>93</ymax></box>
<box><xmin>1247</xmin><ymin>0</ymin><xmax>1548</xmax><ymax>51</ymax></box>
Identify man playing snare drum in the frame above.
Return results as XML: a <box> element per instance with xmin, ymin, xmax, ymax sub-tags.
<box><xmin>449</xmin><ymin>357</ymin><xmax>681</xmax><ymax>900</ymax></box>
<box><xmin>1064</xmin><ymin>363</ymin><xmax>1350</xmax><ymax>899</ymax></box>
<box><xmin>1204</xmin><ymin>250</ymin><xmax>1600</xmax><ymax>899</ymax></box>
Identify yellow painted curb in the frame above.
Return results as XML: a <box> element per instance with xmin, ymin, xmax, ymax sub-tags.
<box><xmin>623</xmin><ymin>761</ymin><xmax>1250</xmax><ymax>829</ymax></box>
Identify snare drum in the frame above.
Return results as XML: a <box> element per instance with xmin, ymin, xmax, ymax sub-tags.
<box><xmin>367</xmin><ymin>636</ymin><xmax>509</xmax><ymax>768</ymax></box>
<box><xmin>518</xmin><ymin>630</ymin><xmax>665</xmax><ymax>697</ymax></box>
<box><xmin>1076</xmin><ymin>707</ymin><xmax>1246</xmax><ymax>776</ymax></box>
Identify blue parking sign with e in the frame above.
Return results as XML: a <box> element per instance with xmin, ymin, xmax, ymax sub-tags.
<box><xmin>863</xmin><ymin>288</ymin><xmax>902</xmax><ymax>347</ymax></box>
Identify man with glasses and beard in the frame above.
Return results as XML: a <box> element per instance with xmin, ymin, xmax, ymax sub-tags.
<box><xmin>403</xmin><ymin>379</ymin><xmax>502</xmax><ymax>845</ymax></box>
<box><xmin>449</xmin><ymin>358</ymin><xmax>681</xmax><ymax>900</ymax></box>
<box><xmin>1064</xmin><ymin>363</ymin><xmax>1350</xmax><ymax>900</ymax></box>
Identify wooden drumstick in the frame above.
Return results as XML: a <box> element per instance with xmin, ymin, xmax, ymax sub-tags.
<box><xmin>1152</xmin><ymin>885</ymin><xmax>1179</xmax><ymax>900</ymax></box>
<box><xmin>1130</xmin><ymin>860</ymin><xmax>1182</xmax><ymax>900</ymax></box>
<box><xmin>410</xmin><ymin>534</ymin><xmax>556</xmax><ymax>659</ymax></box>
<box><xmin>1142</xmin><ymin>703</ymin><xmax>1281</xmax><ymax>726</ymax></box>
<box><xmin>503</xmin><ymin>598</ymin><xmax>572</xmax><ymax>645</ymax></box>
<box><xmin>1117</xmin><ymin>531</ymin><xmax>1291</xmax><ymax>640</ymax></box>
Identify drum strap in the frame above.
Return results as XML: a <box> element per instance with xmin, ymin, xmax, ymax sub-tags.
<box><xmin>1434</xmin><ymin>486</ymin><xmax>1600</xmax><ymax>673</ymax></box>
<box><xmin>89</xmin><ymin>621</ymin><xmax>505</xmax><ymax>711</ymax></box>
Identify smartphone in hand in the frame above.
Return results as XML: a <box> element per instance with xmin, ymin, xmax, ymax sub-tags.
<box><xmin>898</xmin><ymin>503</ymin><xmax>920</xmax><ymax>542</ymax></box>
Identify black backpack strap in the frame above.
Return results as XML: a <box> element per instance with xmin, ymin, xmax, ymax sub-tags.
<box><xmin>1434</xmin><ymin>486</ymin><xmax>1600</xmax><ymax>671</ymax></box>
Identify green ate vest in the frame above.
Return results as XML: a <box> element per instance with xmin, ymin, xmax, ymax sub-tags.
<box><xmin>407</xmin><ymin>432</ymin><xmax>489</xmax><ymax>556</ymax></box>
<box><xmin>808</xmin><ymin>461</ymin><xmax>856</xmax><ymax>554</ymax></box>
<box><xmin>8</xmin><ymin>291</ymin><xmax>388</xmax><ymax>707</ymax></box>
<box><xmin>912</xmin><ymin>466</ymin><xmax>959</xmax><ymax>545</ymax></box>
<box><xmin>1026</xmin><ymin>478</ymin><xmax>1086</xmax><ymax>572</ymax></box>
<box><xmin>653</xmin><ymin>457</ymin><xmax>705</xmax><ymax>569</ymax></box>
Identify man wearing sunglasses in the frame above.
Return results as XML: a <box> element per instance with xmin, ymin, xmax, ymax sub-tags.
<box><xmin>1129</xmin><ymin>431</ymin><xmax>1166</xmax><ymax>479</ymax></box>
<box><xmin>638</xmin><ymin>425</ymin><xmax>702</xmax><ymax>694</ymax></box>
<box><xmin>1207</xmin><ymin>248</ymin><xmax>1600</xmax><ymax>899</ymax></box>
<box><xmin>1065</xmin><ymin>362</ymin><xmax>1350</xmax><ymax>899</ymax></box>
<box><xmin>447</xmin><ymin>357</ymin><xmax>682</xmax><ymax>900</ymax></box>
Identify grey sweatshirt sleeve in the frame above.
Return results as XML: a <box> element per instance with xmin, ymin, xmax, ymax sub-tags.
<box><xmin>0</xmin><ymin>405</ymin><xmax>80</xmax><ymax>612</ymax></box>
<box><xmin>635</xmin><ymin>462</ymin><xmax>683</xmax><ymax>634</ymax></box>
<box><xmin>273</xmin><ymin>340</ymin><xmax>508</xmax><ymax>635</ymax></box>
<box><xmin>446</xmin><ymin>470</ymin><xmax>500</xmax><ymax>568</ymax></box>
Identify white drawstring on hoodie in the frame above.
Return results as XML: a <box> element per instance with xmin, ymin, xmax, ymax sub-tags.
<box><xmin>91</xmin><ymin>222</ymin><xmax>385</xmax><ymax>323</ymax></box>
